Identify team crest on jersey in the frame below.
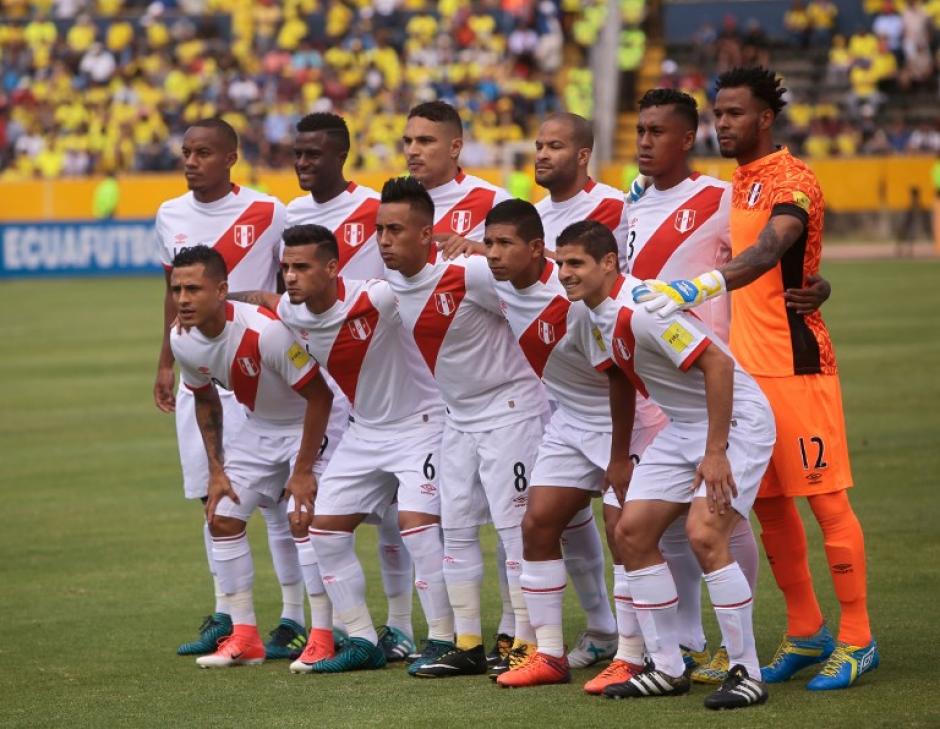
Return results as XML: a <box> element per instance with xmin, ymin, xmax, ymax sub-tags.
<box><xmin>537</xmin><ymin>320</ymin><xmax>556</xmax><ymax>345</ymax></box>
<box><xmin>747</xmin><ymin>182</ymin><xmax>763</xmax><ymax>208</ymax></box>
<box><xmin>237</xmin><ymin>357</ymin><xmax>260</xmax><ymax>377</ymax></box>
<box><xmin>343</xmin><ymin>222</ymin><xmax>365</xmax><ymax>247</ymax></box>
<box><xmin>674</xmin><ymin>209</ymin><xmax>697</xmax><ymax>233</ymax></box>
<box><xmin>346</xmin><ymin>317</ymin><xmax>372</xmax><ymax>341</ymax></box>
<box><xmin>451</xmin><ymin>210</ymin><xmax>472</xmax><ymax>235</ymax></box>
<box><xmin>613</xmin><ymin>337</ymin><xmax>631</xmax><ymax>362</ymax></box>
<box><xmin>175</xmin><ymin>233</ymin><xmax>188</xmax><ymax>244</ymax></box>
<box><xmin>198</xmin><ymin>366</ymin><xmax>211</xmax><ymax>374</ymax></box>
<box><xmin>434</xmin><ymin>292</ymin><xmax>457</xmax><ymax>317</ymax></box>
<box><xmin>233</xmin><ymin>224</ymin><xmax>255</xmax><ymax>249</ymax></box>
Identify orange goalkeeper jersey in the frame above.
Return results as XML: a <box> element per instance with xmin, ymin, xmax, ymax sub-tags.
<box><xmin>729</xmin><ymin>147</ymin><xmax>837</xmax><ymax>377</ymax></box>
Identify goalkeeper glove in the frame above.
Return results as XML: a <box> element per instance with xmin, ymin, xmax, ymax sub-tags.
<box><xmin>631</xmin><ymin>270</ymin><xmax>727</xmax><ymax>316</ymax></box>
<box><xmin>627</xmin><ymin>174</ymin><xmax>648</xmax><ymax>204</ymax></box>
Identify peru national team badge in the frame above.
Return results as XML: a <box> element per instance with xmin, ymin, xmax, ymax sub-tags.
<box><xmin>537</xmin><ymin>320</ymin><xmax>555</xmax><ymax>345</ymax></box>
<box><xmin>237</xmin><ymin>357</ymin><xmax>260</xmax><ymax>377</ymax></box>
<box><xmin>451</xmin><ymin>210</ymin><xmax>472</xmax><ymax>235</ymax></box>
<box><xmin>347</xmin><ymin>317</ymin><xmax>372</xmax><ymax>341</ymax></box>
<box><xmin>435</xmin><ymin>292</ymin><xmax>456</xmax><ymax>316</ymax></box>
<box><xmin>747</xmin><ymin>182</ymin><xmax>763</xmax><ymax>208</ymax></box>
<box><xmin>233</xmin><ymin>224</ymin><xmax>255</xmax><ymax>249</ymax></box>
<box><xmin>613</xmin><ymin>337</ymin><xmax>631</xmax><ymax>363</ymax></box>
<box><xmin>343</xmin><ymin>222</ymin><xmax>365</xmax><ymax>247</ymax></box>
<box><xmin>674</xmin><ymin>209</ymin><xmax>696</xmax><ymax>233</ymax></box>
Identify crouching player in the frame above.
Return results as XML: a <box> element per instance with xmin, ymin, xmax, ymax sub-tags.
<box><xmin>168</xmin><ymin>245</ymin><xmax>333</xmax><ymax>668</ymax></box>
<box><xmin>559</xmin><ymin>221</ymin><xmax>775</xmax><ymax>710</ymax></box>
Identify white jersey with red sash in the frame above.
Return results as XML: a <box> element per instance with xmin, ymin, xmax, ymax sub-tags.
<box><xmin>426</xmin><ymin>169</ymin><xmax>513</xmax><ymax>242</ymax></box>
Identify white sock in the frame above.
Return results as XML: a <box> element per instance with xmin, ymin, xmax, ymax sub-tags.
<box><xmin>613</xmin><ymin>564</ymin><xmax>644</xmax><ymax>664</ymax></box>
<box><xmin>260</xmin><ymin>504</ymin><xmax>305</xmax><ymax>624</ymax></box>
<box><xmin>402</xmin><ymin>523</ymin><xmax>454</xmax><ymax>642</ymax></box>
<box><xmin>561</xmin><ymin>506</ymin><xmax>616</xmax><ymax>635</ymax></box>
<box><xmin>627</xmin><ymin>562</ymin><xmax>685</xmax><ymax>678</ymax></box>
<box><xmin>729</xmin><ymin>518</ymin><xmax>760</xmax><ymax>591</ymax></box>
<box><xmin>378</xmin><ymin>508</ymin><xmax>414</xmax><ymax>640</ymax></box>
<box><xmin>495</xmin><ymin>538</ymin><xmax>514</xmax><ymax>636</ymax></box>
<box><xmin>311</xmin><ymin>530</ymin><xmax>377</xmax><ymax>645</ymax></box>
<box><xmin>442</xmin><ymin>526</ymin><xmax>484</xmax><ymax>646</ymax></box>
<box><xmin>204</xmin><ymin>522</ymin><xmax>228</xmax><ymax>614</ymax></box>
<box><xmin>704</xmin><ymin>562</ymin><xmax>760</xmax><ymax>678</ymax></box>
<box><xmin>498</xmin><ymin>526</ymin><xmax>535</xmax><ymax>644</ymax></box>
<box><xmin>660</xmin><ymin>515</ymin><xmax>705</xmax><ymax>652</ymax></box>
<box><xmin>520</xmin><ymin>559</ymin><xmax>566</xmax><ymax>657</ymax></box>
<box><xmin>295</xmin><ymin>533</ymin><xmax>331</xmax><ymax>630</ymax></box>
<box><xmin>211</xmin><ymin>529</ymin><xmax>255</xmax><ymax>626</ymax></box>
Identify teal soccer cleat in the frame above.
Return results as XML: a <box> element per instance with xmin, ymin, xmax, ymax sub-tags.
<box><xmin>806</xmin><ymin>640</ymin><xmax>879</xmax><ymax>691</ymax></box>
<box><xmin>264</xmin><ymin>618</ymin><xmax>307</xmax><ymax>660</ymax></box>
<box><xmin>377</xmin><ymin>625</ymin><xmax>416</xmax><ymax>663</ymax></box>
<box><xmin>407</xmin><ymin>639</ymin><xmax>456</xmax><ymax>676</ymax></box>
<box><xmin>761</xmin><ymin>624</ymin><xmax>835</xmax><ymax>683</ymax></box>
<box><xmin>177</xmin><ymin>612</ymin><xmax>233</xmax><ymax>656</ymax></box>
<box><xmin>310</xmin><ymin>636</ymin><xmax>387</xmax><ymax>673</ymax></box>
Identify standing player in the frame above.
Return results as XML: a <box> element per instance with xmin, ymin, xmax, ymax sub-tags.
<box><xmin>635</xmin><ymin>67</ymin><xmax>877</xmax><ymax>690</ymax></box>
<box><xmin>380</xmin><ymin>177</ymin><xmax>550</xmax><ymax>678</ymax></box>
<box><xmin>168</xmin><ymin>246</ymin><xmax>334</xmax><ymax>669</ymax></box>
<box><xmin>286</xmin><ymin>112</ymin><xmax>417</xmax><ymax>662</ymax></box>
<box><xmin>560</xmin><ymin>222</ymin><xmax>775</xmax><ymax>710</ymax></box>
<box><xmin>152</xmin><ymin>119</ymin><xmax>309</xmax><ymax>660</ymax></box>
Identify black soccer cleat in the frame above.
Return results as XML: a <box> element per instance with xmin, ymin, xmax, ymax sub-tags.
<box><xmin>704</xmin><ymin>664</ymin><xmax>769</xmax><ymax>710</ymax></box>
<box><xmin>486</xmin><ymin>633</ymin><xmax>513</xmax><ymax>668</ymax></box>
<box><xmin>603</xmin><ymin>661</ymin><xmax>691</xmax><ymax>699</ymax></box>
<box><xmin>411</xmin><ymin>644</ymin><xmax>488</xmax><ymax>678</ymax></box>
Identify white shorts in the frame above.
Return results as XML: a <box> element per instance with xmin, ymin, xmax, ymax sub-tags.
<box><xmin>314</xmin><ymin>416</ymin><xmax>444</xmax><ymax>520</ymax></box>
<box><xmin>624</xmin><ymin>411</ymin><xmax>775</xmax><ymax>518</ymax></box>
<box><xmin>315</xmin><ymin>399</ymin><xmax>350</xmax><ymax>477</ymax></box>
<box><xmin>175</xmin><ymin>385</ymin><xmax>247</xmax><ymax>500</ymax></box>
<box><xmin>440</xmin><ymin>414</ymin><xmax>547</xmax><ymax>530</ymax></box>
<box><xmin>602</xmin><ymin>418</ymin><xmax>668</xmax><ymax>509</ymax></box>
<box><xmin>531</xmin><ymin>410</ymin><xmax>609</xmax><ymax>493</ymax></box>
<box><xmin>214</xmin><ymin>424</ymin><xmax>300</xmax><ymax>522</ymax></box>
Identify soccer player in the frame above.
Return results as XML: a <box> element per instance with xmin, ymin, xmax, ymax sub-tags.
<box><xmin>239</xmin><ymin>223</ymin><xmax>455</xmax><ymax>674</ymax></box>
<box><xmin>560</xmin><ymin>221</ymin><xmax>775</xmax><ymax>710</ymax></box>
<box><xmin>152</xmin><ymin>119</ymin><xmax>309</xmax><ymax>660</ymax></box>
<box><xmin>635</xmin><ymin>67</ymin><xmax>878</xmax><ymax>690</ymax></box>
<box><xmin>286</xmin><ymin>112</ymin><xmax>417</xmax><ymax>662</ymax></box>
<box><xmin>479</xmin><ymin>199</ymin><xmax>664</xmax><ymax>689</ymax></box>
<box><xmin>380</xmin><ymin>176</ymin><xmax>550</xmax><ymax>678</ymax></box>
<box><xmin>167</xmin><ymin>246</ymin><xmax>334</xmax><ymax>668</ymax></box>
<box><xmin>403</xmin><ymin>100</ymin><xmax>519</xmax><ymax>662</ymax></box>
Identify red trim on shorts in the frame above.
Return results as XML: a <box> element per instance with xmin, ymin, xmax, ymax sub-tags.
<box><xmin>633</xmin><ymin>597</ymin><xmax>679</xmax><ymax>609</ymax></box>
<box><xmin>401</xmin><ymin>524</ymin><xmax>439</xmax><ymax>537</ymax></box>
<box><xmin>713</xmin><ymin>597</ymin><xmax>753</xmax><ymax>610</ymax></box>
<box><xmin>521</xmin><ymin>584</ymin><xmax>567</xmax><ymax>593</ymax></box>
<box><xmin>614</xmin><ymin>595</ymin><xmax>634</xmax><ymax>603</ymax></box>
<box><xmin>679</xmin><ymin>337</ymin><xmax>711</xmax><ymax>372</ymax></box>
<box><xmin>212</xmin><ymin>530</ymin><xmax>247</xmax><ymax>542</ymax></box>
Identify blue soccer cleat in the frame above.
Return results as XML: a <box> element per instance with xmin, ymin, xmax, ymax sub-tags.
<box><xmin>806</xmin><ymin>639</ymin><xmax>879</xmax><ymax>691</ymax></box>
<box><xmin>177</xmin><ymin>612</ymin><xmax>233</xmax><ymax>656</ymax></box>
<box><xmin>264</xmin><ymin>618</ymin><xmax>307</xmax><ymax>660</ymax></box>
<box><xmin>407</xmin><ymin>639</ymin><xmax>456</xmax><ymax>676</ymax></box>
<box><xmin>377</xmin><ymin>624</ymin><xmax>415</xmax><ymax>663</ymax></box>
<box><xmin>310</xmin><ymin>636</ymin><xmax>387</xmax><ymax>673</ymax></box>
<box><xmin>761</xmin><ymin>624</ymin><xmax>835</xmax><ymax>683</ymax></box>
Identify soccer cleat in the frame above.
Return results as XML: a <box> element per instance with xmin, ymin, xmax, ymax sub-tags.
<box><xmin>177</xmin><ymin>612</ymin><xmax>233</xmax><ymax>655</ymax></box>
<box><xmin>289</xmin><ymin>628</ymin><xmax>335</xmax><ymax>674</ymax></box>
<box><xmin>333</xmin><ymin>627</ymin><xmax>349</xmax><ymax>652</ymax></box>
<box><xmin>486</xmin><ymin>633</ymin><xmax>513</xmax><ymax>667</ymax></box>
<box><xmin>497</xmin><ymin>651</ymin><xmax>571</xmax><ymax>688</ymax></box>
<box><xmin>196</xmin><ymin>627</ymin><xmax>265</xmax><ymax>668</ymax></box>
<box><xmin>681</xmin><ymin>644</ymin><xmax>710</xmax><ymax>673</ymax></box>
<box><xmin>806</xmin><ymin>639</ymin><xmax>879</xmax><ymax>691</ymax></box>
<box><xmin>761</xmin><ymin>624</ymin><xmax>835</xmax><ymax>683</ymax></box>
<box><xmin>704</xmin><ymin>664</ymin><xmax>769</xmax><ymax>709</ymax></box>
<box><xmin>691</xmin><ymin>645</ymin><xmax>730</xmax><ymax>684</ymax></box>
<box><xmin>568</xmin><ymin>630</ymin><xmax>618</xmax><ymax>669</ymax></box>
<box><xmin>412</xmin><ymin>644</ymin><xmax>488</xmax><ymax>678</ymax></box>
<box><xmin>377</xmin><ymin>625</ymin><xmax>416</xmax><ymax>663</ymax></box>
<box><xmin>407</xmin><ymin>639</ymin><xmax>456</xmax><ymax>676</ymax></box>
<box><xmin>264</xmin><ymin>618</ymin><xmax>307</xmax><ymax>660</ymax></box>
<box><xmin>309</xmin><ymin>636</ymin><xmax>387</xmax><ymax>673</ymax></box>
<box><xmin>583</xmin><ymin>659</ymin><xmax>645</xmax><ymax>695</ymax></box>
<box><xmin>602</xmin><ymin>662</ymin><xmax>691</xmax><ymax>699</ymax></box>
<box><xmin>488</xmin><ymin>642</ymin><xmax>535</xmax><ymax>680</ymax></box>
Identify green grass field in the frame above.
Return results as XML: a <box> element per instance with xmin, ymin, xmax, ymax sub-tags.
<box><xmin>2</xmin><ymin>260</ymin><xmax>939</xmax><ymax>728</ymax></box>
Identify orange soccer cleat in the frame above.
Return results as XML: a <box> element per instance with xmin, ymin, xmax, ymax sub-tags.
<box><xmin>496</xmin><ymin>651</ymin><xmax>571</xmax><ymax>688</ymax></box>
<box><xmin>290</xmin><ymin>628</ymin><xmax>336</xmax><ymax>674</ymax></box>
<box><xmin>195</xmin><ymin>625</ymin><xmax>266</xmax><ymax>668</ymax></box>
<box><xmin>583</xmin><ymin>659</ymin><xmax>644</xmax><ymax>695</ymax></box>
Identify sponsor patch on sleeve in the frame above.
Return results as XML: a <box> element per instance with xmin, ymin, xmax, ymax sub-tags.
<box><xmin>661</xmin><ymin>322</ymin><xmax>694</xmax><ymax>353</ymax></box>
<box><xmin>792</xmin><ymin>190</ymin><xmax>811</xmax><ymax>212</ymax></box>
<box><xmin>287</xmin><ymin>342</ymin><xmax>311</xmax><ymax>369</ymax></box>
<box><xmin>591</xmin><ymin>326</ymin><xmax>608</xmax><ymax>352</ymax></box>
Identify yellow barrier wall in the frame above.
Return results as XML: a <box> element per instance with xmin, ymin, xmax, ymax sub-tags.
<box><xmin>0</xmin><ymin>156</ymin><xmax>933</xmax><ymax>221</ymax></box>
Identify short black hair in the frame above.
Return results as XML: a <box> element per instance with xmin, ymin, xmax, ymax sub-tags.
<box><xmin>282</xmin><ymin>224</ymin><xmax>339</xmax><ymax>262</ymax></box>
<box><xmin>556</xmin><ymin>220</ymin><xmax>619</xmax><ymax>265</ymax></box>
<box><xmin>715</xmin><ymin>66</ymin><xmax>787</xmax><ymax>116</ymax></box>
<box><xmin>407</xmin><ymin>101</ymin><xmax>463</xmax><ymax>137</ymax></box>
<box><xmin>380</xmin><ymin>176</ymin><xmax>435</xmax><ymax>223</ymax></box>
<box><xmin>543</xmin><ymin>112</ymin><xmax>594</xmax><ymax>150</ymax></box>
<box><xmin>296</xmin><ymin>113</ymin><xmax>350</xmax><ymax>153</ymax></box>
<box><xmin>189</xmin><ymin>118</ymin><xmax>238</xmax><ymax>151</ymax></box>
<box><xmin>172</xmin><ymin>245</ymin><xmax>228</xmax><ymax>280</ymax></box>
<box><xmin>638</xmin><ymin>88</ymin><xmax>699</xmax><ymax>131</ymax></box>
<box><xmin>485</xmin><ymin>199</ymin><xmax>544</xmax><ymax>242</ymax></box>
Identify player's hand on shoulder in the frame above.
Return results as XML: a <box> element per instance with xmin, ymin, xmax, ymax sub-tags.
<box><xmin>435</xmin><ymin>233</ymin><xmax>484</xmax><ymax>259</ymax></box>
<box><xmin>605</xmin><ymin>455</ymin><xmax>635</xmax><ymax>507</ymax></box>
<box><xmin>154</xmin><ymin>367</ymin><xmax>176</xmax><ymax>413</ymax></box>
<box><xmin>205</xmin><ymin>471</ymin><xmax>239</xmax><ymax>525</ymax></box>
<box><xmin>694</xmin><ymin>449</ymin><xmax>737</xmax><ymax>515</ymax></box>
<box><xmin>784</xmin><ymin>273</ymin><xmax>831</xmax><ymax>314</ymax></box>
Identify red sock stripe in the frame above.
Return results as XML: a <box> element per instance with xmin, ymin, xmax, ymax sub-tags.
<box><xmin>713</xmin><ymin>597</ymin><xmax>753</xmax><ymax>610</ymax></box>
<box><xmin>521</xmin><ymin>584</ymin><xmax>566</xmax><ymax>594</ymax></box>
<box><xmin>308</xmin><ymin>529</ymin><xmax>349</xmax><ymax>537</ymax></box>
<box><xmin>614</xmin><ymin>595</ymin><xmax>634</xmax><ymax>603</ymax></box>
<box><xmin>293</xmin><ymin>536</ymin><xmax>310</xmax><ymax>545</ymax></box>
<box><xmin>633</xmin><ymin>597</ymin><xmax>679</xmax><ymax>609</ymax></box>
<box><xmin>400</xmin><ymin>524</ymin><xmax>439</xmax><ymax>537</ymax></box>
<box><xmin>212</xmin><ymin>530</ymin><xmax>247</xmax><ymax>542</ymax></box>
<box><xmin>563</xmin><ymin>516</ymin><xmax>594</xmax><ymax>532</ymax></box>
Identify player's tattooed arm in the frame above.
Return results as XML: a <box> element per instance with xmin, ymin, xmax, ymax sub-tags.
<box><xmin>154</xmin><ymin>269</ymin><xmax>177</xmax><ymax>413</ymax></box>
<box><xmin>719</xmin><ymin>213</ymin><xmax>805</xmax><ymax>291</ymax></box>
<box><xmin>286</xmin><ymin>372</ymin><xmax>334</xmax><ymax>526</ymax></box>
<box><xmin>691</xmin><ymin>344</ymin><xmax>737</xmax><ymax>516</ymax></box>
<box><xmin>227</xmin><ymin>289</ymin><xmax>281</xmax><ymax>310</ymax></box>
<box><xmin>193</xmin><ymin>385</ymin><xmax>239</xmax><ymax>523</ymax></box>
<box><xmin>606</xmin><ymin>366</ymin><xmax>637</xmax><ymax>506</ymax></box>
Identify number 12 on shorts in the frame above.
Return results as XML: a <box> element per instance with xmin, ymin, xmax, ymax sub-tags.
<box><xmin>797</xmin><ymin>435</ymin><xmax>828</xmax><ymax>471</ymax></box>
